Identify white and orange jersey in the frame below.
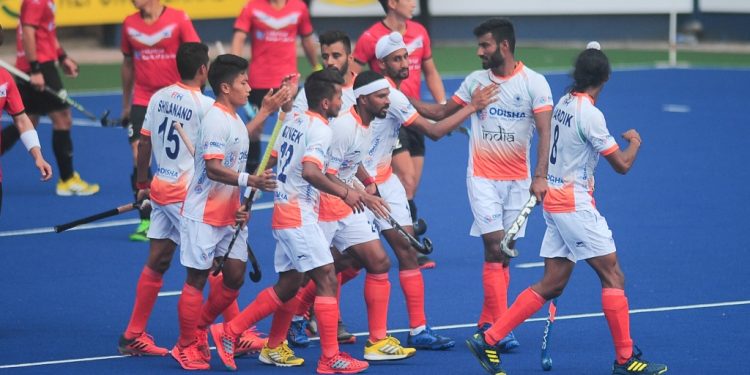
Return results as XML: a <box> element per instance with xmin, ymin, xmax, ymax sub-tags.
<box><xmin>292</xmin><ymin>75</ymin><xmax>357</xmax><ymax>115</ymax></box>
<box><xmin>319</xmin><ymin>107</ymin><xmax>372</xmax><ymax>222</ymax></box>
<box><xmin>453</xmin><ymin>62</ymin><xmax>553</xmax><ymax>180</ymax></box>
<box><xmin>271</xmin><ymin>110</ymin><xmax>332</xmax><ymax>229</ymax></box>
<box><xmin>543</xmin><ymin>92</ymin><xmax>618</xmax><ymax>213</ymax></box>
<box><xmin>141</xmin><ymin>83</ymin><xmax>214</xmax><ymax>206</ymax></box>
<box><xmin>182</xmin><ymin>103</ymin><xmax>248</xmax><ymax>227</ymax></box>
<box><xmin>362</xmin><ymin>79</ymin><xmax>419</xmax><ymax>183</ymax></box>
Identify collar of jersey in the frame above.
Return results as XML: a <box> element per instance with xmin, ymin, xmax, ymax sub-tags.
<box><xmin>572</xmin><ymin>91</ymin><xmax>595</xmax><ymax>105</ymax></box>
<box><xmin>489</xmin><ymin>61</ymin><xmax>524</xmax><ymax>83</ymax></box>
<box><xmin>305</xmin><ymin>110</ymin><xmax>330</xmax><ymax>125</ymax></box>
<box><xmin>214</xmin><ymin>102</ymin><xmax>238</xmax><ymax>119</ymax></box>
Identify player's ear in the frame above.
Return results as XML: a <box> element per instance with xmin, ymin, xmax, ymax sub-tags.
<box><xmin>376</xmin><ymin>58</ymin><xmax>386</xmax><ymax>71</ymax></box>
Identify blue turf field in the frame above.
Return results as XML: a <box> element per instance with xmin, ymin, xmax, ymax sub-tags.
<box><xmin>1</xmin><ymin>68</ymin><xmax>749</xmax><ymax>374</ymax></box>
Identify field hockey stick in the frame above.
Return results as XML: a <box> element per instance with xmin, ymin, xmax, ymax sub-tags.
<box><xmin>500</xmin><ymin>195</ymin><xmax>537</xmax><ymax>257</ymax></box>
<box><xmin>541</xmin><ymin>298</ymin><xmax>558</xmax><ymax>371</ymax></box>
<box><xmin>171</xmin><ymin>121</ymin><xmax>195</xmax><ymax>156</ymax></box>
<box><xmin>213</xmin><ymin>111</ymin><xmax>287</xmax><ymax>280</ymax></box>
<box><xmin>54</xmin><ymin>200</ymin><xmax>150</xmax><ymax>233</ymax></box>
<box><xmin>387</xmin><ymin>214</ymin><xmax>433</xmax><ymax>254</ymax></box>
<box><xmin>0</xmin><ymin>59</ymin><xmax>116</xmax><ymax>127</ymax></box>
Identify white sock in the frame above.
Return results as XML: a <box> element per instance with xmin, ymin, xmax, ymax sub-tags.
<box><xmin>410</xmin><ymin>325</ymin><xmax>426</xmax><ymax>336</ymax></box>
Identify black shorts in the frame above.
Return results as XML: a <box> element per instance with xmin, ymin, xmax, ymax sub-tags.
<box><xmin>127</xmin><ymin>105</ymin><xmax>147</xmax><ymax>143</ymax></box>
<box><xmin>392</xmin><ymin>126</ymin><xmax>426</xmax><ymax>157</ymax></box>
<box><xmin>17</xmin><ymin>61</ymin><xmax>69</xmax><ymax>115</ymax></box>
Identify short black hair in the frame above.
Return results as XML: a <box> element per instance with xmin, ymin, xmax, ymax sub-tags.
<box><xmin>177</xmin><ymin>42</ymin><xmax>209</xmax><ymax>80</ymax></box>
<box><xmin>208</xmin><ymin>54</ymin><xmax>248</xmax><ymax>95</ymax></box>
<box><xmin>474</xmin><ymin>18</ymin><xmax>516</xmax><ymax>54</ymax></box>
<box><xmin>353</xmin><ymin>70</ymin><xmax>384</xmax><ymax>90</ymax></box>
<box><xmin>571</xmin><ymin>48</ymin><xmax>610</xmax><ymax>93</ymax></box>
<box><xmin>319</xmin><ymin>30</ymin><xmax>351</xmax><ymax>54</ymax></box>
<box><xmin>305</xmin><ymin>68</ymin><xmax>345</xmax><ymax>109</ymax></box>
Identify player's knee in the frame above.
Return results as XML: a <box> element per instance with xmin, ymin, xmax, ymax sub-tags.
<box><xmin>222</xmin><ymin>271</ymin><xmax>245</xmax><ymax>290</ymax></box>
<box><xmin>535</xmin><ymin>281</ymin><xmax>566</xmax><ymax>300</ymax></box>
<box><xmin>366</xmin><ymin>254</ymin><xmax>391</xmax><ymax>274</ymax></box>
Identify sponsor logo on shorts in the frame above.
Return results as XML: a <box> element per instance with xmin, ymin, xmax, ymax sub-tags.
<box><xmin>575</xmin><ymin>241</ymin><xmax>585</xmax><ymax>247</ymax></box>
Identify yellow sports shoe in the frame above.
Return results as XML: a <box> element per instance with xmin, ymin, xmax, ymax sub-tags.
<box><xmin>364</xmin><ymin>335</ymin><xmax>416</xmax><ymax>361</ymax></box>
<box><xmin>259</xmin><ymin>342</ymin><xmax>304</xmax><ymax>367</ymax></box>
<box><xmin>56</xmin><ymin>172</ymin><xmax>100</xmax><ymax>196</ymax></box>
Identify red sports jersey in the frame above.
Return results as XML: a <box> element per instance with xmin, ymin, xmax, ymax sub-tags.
<box><xmin>121</xmin><ymin>7</ymin><xmax>200</xmax><ymax>106</ymax></box>
<box><xmin>353</xmin><ymin>20</ymin><xmax>432</xmax><ymax>99</ymax></box>
<box><xmin>0</xmin><ymin>68</ymin><xmax>26</xmax><ymax>182</ymax></box>
<box><xmin>234</xmin><ymin>0</ymin><xmax>313</xmax><ymax>89</ymax></box>
<box><xmin>15</xmin><ymin>0</ymin><xmax>59</xmax><ymax>72</ymax></box>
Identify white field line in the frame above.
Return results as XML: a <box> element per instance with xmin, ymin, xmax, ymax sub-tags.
<box><xmin>0</xmin><ymin>202</ymin><xmax>274</xmax><ymax>238</ymax></box>
<box><xmin>1</xmin><ymin>299</ymin><xmax>748</xmax><ymax>369</ymax></box>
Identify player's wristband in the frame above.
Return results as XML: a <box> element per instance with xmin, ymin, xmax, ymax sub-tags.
<box><xmin>135</xmin><ymin>181</ymin><xmax>150</xmax><ymax>190</ymax></box>
<box><xmin>58</xmin><ymin>53</ymin><xmax>68</xmax><ymax>65</ymax></box>
<box><xmin>19</xmin><ymin>129</ymin><xmax>41</xmax><ymax>151</ymax></box>
<box><xmin>29</xmin><ymin>61</ymin><xmax>42</xmax><ymax>74</ymax></box>
<box><xmin>238</xmin><ymin>172</ymin><xmax>250</xmax><ymax>187</ymax></box>
<box><xmin>362</xmin><ymin>176</ymin><xmax>376</xmax><ymax>186</ymax></box>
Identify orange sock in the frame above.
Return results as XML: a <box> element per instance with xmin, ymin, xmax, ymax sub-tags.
<box><xmin>479</xmin><ymin>262</ymin><xmax>505</xmax><ymax>327</ymax></box>
<box><xmin>486</xmin><ymin>287</ymin><xmax>545</xmax><ymax>345</ymax></box>
<box><xmin>124</xmin><ymin>266</ymin><xmax>163</xmax><ymax>339</ymax></box>
<box><xmin>208</xmin><ymin>272</ymin><xmax>240</xmax><ymax>322</ymax></box>
<box><xmin>226</xmin><ymin>287</ymin><xmax>282</xmax><ymax>337</ymax></box>
<box><xmin>602</xmin><ymin>288</ymin><xmax>633</xmax><ymax>364</ymax></box>
<box><xmin>198</xmin><ymin>278</ymin><xmax>239</xmax><ymax>330</ymax></box>
<box><xmin>364</xmin><ymin>273</ymin><xmax>390</xmax><ymax>342</ymax></box>
<box><xmin>315</xmin><ymin>296</ymin><xmax>340</xmax><ymax>359</ymax></box>
<box><xmin>222</xmin><ymin>300</ymin><xmax>240</xmax><ymax>322</ymax></box>
<box><xmin>294</xmin><ymin>280</ymin><xmax>317</xmax><ymax>316</ymax></box>
<box><xmin>267</xmin><ymin>298</ymin><xmax>301</xmax><ymax>347</ymax></box>
<box><xmin>399</xmin><ymin>269</ymin><xmax>426</xmax><ymax>329</ymax></box>
<box><xmin>177</xmin><ymin>283</ymin><xmax>204</xmax><ymax>347</ymax></box>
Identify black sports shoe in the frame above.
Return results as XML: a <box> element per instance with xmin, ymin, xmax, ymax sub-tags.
<box><xmin>612</xmin><ymin>347</ymin><xmax>667</xmax><ymax>375</ymax></box>
<box><xmin>466</xmin><ymin>332</ymin><xmax>506</xmax><ymax>375</ymax></box>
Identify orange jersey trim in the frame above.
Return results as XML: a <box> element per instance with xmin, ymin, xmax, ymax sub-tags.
<box><xmin>271</xmin><ymin>202</ymin><xmax>302</xmax><ymax>229</ymax></box>
<box><xmin>403</xmin><ymin>112</ymin><xmax>419</xmax><ymax>127</ymax></box>
<box><xmin>601</xmin><ymin>144</ymin><xmax>619</xmax><ymax>156</ymax></box>
<box><xmin>204</xmin><ymin>153</ymin><xmax>224</xmax><ymax>160</ymax></box>
<box><xmin>543</xmin><ymin>184</ymin><xmax>576</xmax><ymax>213</ymax></box>
<box><xmin>140</xmin><ymin>129</ymin><xmax>152</xmax><ymax>136</ymax></box>
<box><xmin>318</xmin><ymin>193</ymin><xmax>351</xmax><ymax>222</ymax></box>
<box><xmin>302</xmin><ymin>156</ymin><xmax>324</xmax><ymax>170</ymax></box>
<box><xmin>533</xmin><ymin>105</ymin><xmax>553</xmax><ymax>113</ymax></box>
<box><xmin>452</xmin><ymin>95</ymin><xmax>467</xmax><ymax>106</ymax></box>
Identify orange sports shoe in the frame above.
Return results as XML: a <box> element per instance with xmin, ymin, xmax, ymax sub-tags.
<box><xmin>210</xmin><ymin>323</ymin><xmax>238</xmax><ymax>371</ymax></box>
<box><xmin>171</xmin><ymin>342</ymin><xmax>210</xmax><ymax>370</ymax></box>
<box><xmin>317</xmin><ymin>351</ymin><xmax>369</xmax><ymax>374</ymax></box>
<box><xmin>196</xmin><ymin>328</ymin><xmax>210</xmax><ymax>362</ymax></box>
<box><xmin>235</xmin><ymin>326</ymin><xmax>267</xmax><ymax>357</ymax></box>
<box><xmin>118</xmin><ymin>332</ymin><xmax>168</xmax><ymax>356</ymax></box>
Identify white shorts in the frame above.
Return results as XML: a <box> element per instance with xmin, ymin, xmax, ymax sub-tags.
<box><xmin>273</xmin><ymin>223</ymin><xmax>333</xmax><ymax>273</ymax></box>
<box><xmin>468</xmin><ymin>176</ymin><xmax>531</xmax><ymax>237</ymax></box>
<box><xmin>319</xmin><ymin>212</ymin><xmax>379</xmax><ymax>252</ymax></box>
<box><xmin>539</xmin><ymin>209</ymin><xmax>616</xmax><ymax>262</ymax></box>
<box><xmin>179</xmin><ymin>217</ymin><xmax>248</xmax><ymax>270</ymax></box>
<box><xmin>367</xmin><ymin>174</ymin><xmax>412</xmax><ymax>232</ymax></box>
<box><xmin>147</xmin><ymin>201</ymin><xmax>182</xmax><ymax>244</ymax></box>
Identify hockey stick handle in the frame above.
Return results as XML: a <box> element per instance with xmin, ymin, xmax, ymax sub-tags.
<box><xmin>54</xmin><ymin>201</ymin><xmax>145</xmax><ymax>233</ymax></box>
<box><xmin>0</xmin><ymin>59</ymin><xmax>103</xmax><ymax>123</ymax></box>
<box><xmin>171</xmin><ymin>121</ymin><xmax>195</xmax><ymax>156</ymax></box>
<box><xmin>213</xmin><ymin>111</ymin><xmax>286</xmax><ymax>278</ymax></box>
<box><xmin>500</xmin><ymin>195</ymin><xmax>538</xmax><ymax>257</ymax></box>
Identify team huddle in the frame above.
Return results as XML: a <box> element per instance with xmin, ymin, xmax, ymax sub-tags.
<box><xmin>0</xmin><ymin>0</ymin><xmax>667</xmax><ymax>374</ymax></box>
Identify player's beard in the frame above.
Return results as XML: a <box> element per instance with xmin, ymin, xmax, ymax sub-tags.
<box><xmin>482</xmin><ymin>49</ymin><xmax>504</xmax><ymax>70</ymax></box>
<box><xmin>374</xmin><ymin>103</ymin><xmax>389</xmax><ymax>119</ymax></box>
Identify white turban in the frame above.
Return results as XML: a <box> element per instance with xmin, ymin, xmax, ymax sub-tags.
<box><xmin>375</xmin><ymin>31</ymin><xmax>407</xmax><ymax>60</ymax></box>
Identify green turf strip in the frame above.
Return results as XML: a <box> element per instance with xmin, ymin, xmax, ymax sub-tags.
<box><xmin>61</xmin><ymin>46</ymin><xmax>750</xmax><ymax>92</ymax></box>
